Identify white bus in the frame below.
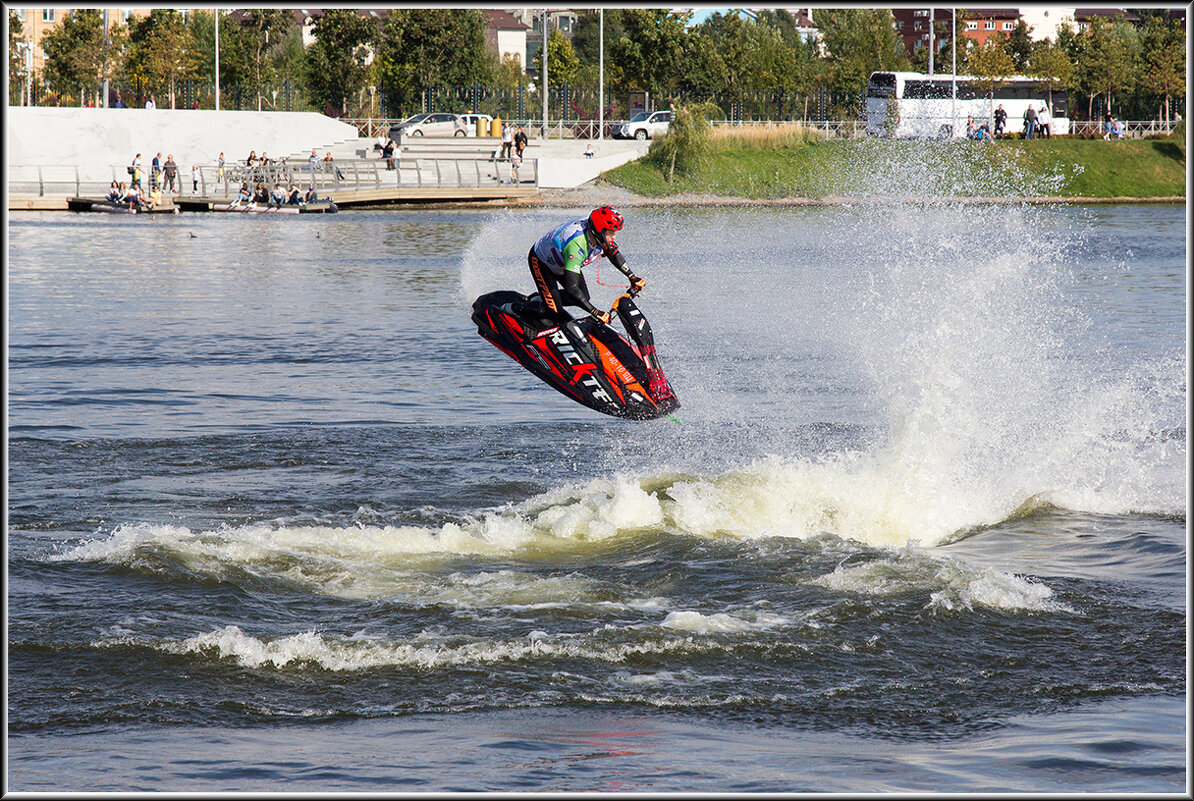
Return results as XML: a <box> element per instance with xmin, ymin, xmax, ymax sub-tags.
<box><xmin>865</xmin><ymin>71</ymin><xmax>1070</xmax><ymax>139</ymax></box>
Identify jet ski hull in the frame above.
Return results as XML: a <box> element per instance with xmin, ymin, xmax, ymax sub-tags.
<box><xmin>471</xmin><ymin>290</ymin><xmax>679</xmax><ymax>420</ymax></box>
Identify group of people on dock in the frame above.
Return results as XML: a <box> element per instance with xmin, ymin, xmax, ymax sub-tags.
<box><xmin>229</xmin><ymin>180</ymin><xmax>318</xmax><ymax>208</ymax></box>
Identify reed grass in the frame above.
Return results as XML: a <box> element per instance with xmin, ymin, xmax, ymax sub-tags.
<box><xmin>708</xmin><ymin>122</ymin><xmax>827</xmax><ymax>150</ymax></box>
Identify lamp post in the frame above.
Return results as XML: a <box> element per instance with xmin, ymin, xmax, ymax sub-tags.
<box><xmin>541</xmin><ymin>9</ymin><xmax>548</xmax><ymax>139</ymax></box>
<box><xmin>102</xmin><ymin>8</ymin><xmax>109</xmax><ymax>107</ymax></box>
<box><xmin>599</xmin><ymin>9</ymin><xmax>604</xmax><ymax>141</ymax></box>
<box><xmin>214</xmin><ymin>9</ymin><xmax>220</xmax><ymax>110</ymax></box>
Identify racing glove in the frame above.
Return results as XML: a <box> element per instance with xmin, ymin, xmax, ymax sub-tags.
<box><xmin>592</xmin><ymin>309</ymin><xmax>611</xmax><ymax>325</ymax></box>
<box><xmin>628</xmin><ymin>274</ymin><xmax>646</xmax><ymax>292</ymax></box>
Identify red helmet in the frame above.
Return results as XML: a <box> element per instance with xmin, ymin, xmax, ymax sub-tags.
<box><xmin>589</xmin><ymin>206</ymin><xmax>624</xmax><ymax>235</ymax></box>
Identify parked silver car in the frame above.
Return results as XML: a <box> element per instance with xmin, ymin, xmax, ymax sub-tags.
<box><xmin>390</xmin><ymin>112</ymin><xmax>467</xmax><ymax>138</ymax></box>
<box><xmin>612</xmin><ymin>110</ymin><xmax>673</xmax><ymax>140</ymax></box>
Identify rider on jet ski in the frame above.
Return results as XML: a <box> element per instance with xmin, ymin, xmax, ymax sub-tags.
<box><xmin>523</xmin><ymin>207</ymin><xmax>645</xmax><ymax>325</ymax></box>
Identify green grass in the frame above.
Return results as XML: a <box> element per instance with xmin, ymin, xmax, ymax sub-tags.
<box><xmin>603</xmin><ymin>136</ymin><xmax>1186</xmax><ymax>200</ymax></box>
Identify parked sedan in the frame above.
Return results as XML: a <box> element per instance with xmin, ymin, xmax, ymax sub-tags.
<box><xmin>390</xmin><ymin>112</ymin><xmax>467</xmax><ymax>138</ymax></box>
<box><xmin>611</xmin><ymin>110</ymin><xmax>673</xmax><ymax>140</ymax></box>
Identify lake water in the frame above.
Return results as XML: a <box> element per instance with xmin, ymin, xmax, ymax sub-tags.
<box><xmin>6</xmin><ymin>187</ymin><xmax>1186</xmax><ymax>792</ymax></box>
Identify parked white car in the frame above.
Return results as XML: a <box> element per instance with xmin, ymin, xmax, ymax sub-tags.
<box><xmin>390</xmin><ymin>112</ymin><xmax>467</xmax><ymax>138</ymax></box>
<box><xmin>457</xmin><ymin>113</ymin><xmax>495</xmax><ymax>137</ymax></box>
<box><xmin>612</xmin><ymin>110</ymin><xmax>673</xmax><ymax>140</ymax></box>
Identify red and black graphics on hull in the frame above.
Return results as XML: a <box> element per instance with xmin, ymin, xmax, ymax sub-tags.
<box><xmin>471</xmin><ymin>289</ymin><xmax>680</xmax><ymax>420</ymax></box>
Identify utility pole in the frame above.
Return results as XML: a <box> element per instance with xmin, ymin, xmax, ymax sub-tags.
<box><xmin>598</xmin><ymin>9</ymin><xmax>604</xmax><ymax>141</ymax></box>
<box><xmin>214</xmin><ymin>9</ymin><xmax>220</xmax><ymax>111</ymax></box>
<box><xmin>541</xmin><ymin>9</ymin><xmax>548</xmax><ymax>139</ymax></box>
<box><xmin>928</xmin><ymin>8</ymin><xmax>934</xmax><ymax>75</ymax></box>
<box><xmin>102</xmin><ymin>8</ymin><xmax>109</xmax><ymax>107</ymax></box>
<box><xmin>951</xmin><ymin>7</ymin><xmax>957</xmax><ymax>137</ymax></box>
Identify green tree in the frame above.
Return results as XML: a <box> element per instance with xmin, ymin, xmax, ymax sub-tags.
<box><xmin>236</xmin><ymin>9</ymin><xmax>291</xmax><ymax>110</ymax></box>
<box><xmin>611</xmin><ymin>9</ymin><xmax>692</xmax><ymax>99</ymax></box>
<box><xmin>9</xmin><ymin>9</ymin><xmax>29</xmax><ymax>105</ymax></box>
<box><xmin>1006</xmin><ymin>19</ymin><xmax>1034</xmax><ymax>72</ymax></box>
<box><xmin>306</xmin><ymin>9</ymin><xmax>377</xmax><ymax>116</ymax></box>
<box><xmin>127</xmin><ymin>9</ymin><xmax>197</xmax><ymax>108</ymax></box>
<box><xmin>375</xmin><ymin>9</ymin><xmax>492</xmax><ymax>117</ymax></box>
<box><xmin>1139</xmin><ymin>17</ymin><xmax>1185</xmax><ymax>130</ymax></box>
<box><xmin>1082</xmin><ymin>15</ymin><xmax>1141</xmax><ymax>117</ymax></box>
<box><xmin>965</xmin><ymin>33</ymin><xmax>1016</xmax><ymax>126</ymax></box>
<box><xmin>531</xmin><ymin>28</ymin><xmax>581</xmax><ymax>87</ymax></box>
<box><xmin>814</xmin><ymin>7</ymin><xmax>909</xmax><ymax>105</ymax></box>
<box><xmin>40</xmin><ymin>9</ymin><xmax>127</xmax><ymax>105</ymax></box>
<box><xmin>1027</xmin><ymin>38</ymin><xmax>1074</xmax><ymax>117</ymax></box>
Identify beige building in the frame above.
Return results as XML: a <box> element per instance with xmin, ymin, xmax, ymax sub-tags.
<box><xmin>9</xmin><ymin>7</ymin><xmax>157</xmax><ymax>74</ymax></box>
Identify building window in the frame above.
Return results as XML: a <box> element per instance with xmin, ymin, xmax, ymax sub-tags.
<box><xmin>1002</xmin><ymin>21</ymin><xmax>1014</xmax><ymax>30</ymax></box>
<box><xmin>985</xmin><ymin>21</ymin><xmax>995</xmax><ymax>30</ymax></box>
<box><xmin>914</xmin><ymin>20</ymin><xmax>922</xmax><ymax>30</ymax></box>
<box><xmin>896</xmin><ymin>21</ymin><xmax>904</xmax><ymax>30</ymax></box>
<box><xmin>123</xmin><ymin>10</ymin><xmax>133</xmax><ymax>22</ymax></box>
<box><xmin>966</xmin><ymin>20</ymin><xmax>977</xmax><ymax>29</ymax></box>
<box><xmin>914</xmin><ymin>9</ymin><xmax>927</xmax><ymax>17</ymax></box>
<box><xmin>43</xmin><ymin>9</ymin><xmax>55</xmax><ymax>22</ymax></box>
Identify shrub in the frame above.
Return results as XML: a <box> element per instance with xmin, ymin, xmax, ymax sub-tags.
<box><xmin>647</xmin><ymin>102</ymin><xmax>719</xmax><ymax>182</ymax></box>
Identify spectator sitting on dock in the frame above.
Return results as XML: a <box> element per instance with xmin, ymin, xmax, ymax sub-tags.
<box><xmin>268</xmin><ymin>183</ymin><xmax>287</xmax><ymax>207</ymax></box>
<box><xmin>231</xmin><ymin>182</ymin><xmax>252</xmax><ymax>207</ymax></box>
<box><xmin>122</xmin><ymin>183</ymin><xmax>141</xmax><ymax>209</ymax></box>
<box><xmin>106</xmin><ymin>181</ymin><xmax>121</xmax><ymax>202</ymax></box>
<box><xmin>146</xmin><ymin>185</ymin><xmax>163</xmax><ymax>210</ymax></box>
<box><xmin>304</xmin><ymin>186</ymin><xmax>319</xmax><ymax>203</ymax></box>
<box><xmin>253</xmin><ymin>183</ymin><xmax>270</xmax><ymax>204</ymax></box>
<box><xmin>286</xmin><ymin>185</ymin><xmax>301</xmax><ymax>205</ymax></box>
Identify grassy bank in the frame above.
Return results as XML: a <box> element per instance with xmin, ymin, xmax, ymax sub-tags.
<box><xmin>603</xmin><ymin>128</ymin><xmax>1186</xmax><ymax>200</ymax></box>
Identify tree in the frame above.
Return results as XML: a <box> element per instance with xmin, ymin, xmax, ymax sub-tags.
<box><xmin>1006</xmin><ymin>19</ymin><xmax>1034</xmax><ymax>72</ymax></box>
<box><xmin>1081</xmin><ymin>16</ymin><xmax>1141</xmax><ymax>117</ymax></box>
<box><xmin>375</xmin><ymin>9</ymin><xmax>493</xmax><ymax>117</ymax></box>
<box><xmin>611</xmin><ymin>9</ymin><xmax>692</xmax><ymax>99</ymax></box>
<box><xmin>965</xmin><ymin>33</ymin><xmax>1016</xmax><ymax>126</ymax></box>
<box><xmin>306</xmin><ymin>9</ymin><xmax>377</xmax><ymax>116</ymax></box>
<box><xmin>9</xmin><ymin>9</ymin><xmax>29</xmax><ymax>105</ymax></box>
<box><xmin>40</xmin><ymin>9</ymin><xmax>127</xmax><ymax>105</ymax></box>
<box><xmin>1027</xmin><ymin>38</ymin><xmax>1074</xmax><ymax>117</ymax></box>
<box><xmin>531</xmin><ymin>28</ymin><xmax>581</xmax><ymax>88</ymax></box>
<box><xmin>1139</xmin><ymin>17</ymin><xmax>1185</xmax><ymax>130</ymax></box>
<box><xmin>813</xmin><ymin>8</ymin><xmax>909</xmax><ymax>112</ymax></box>
<box><xmin>127</xmin><ymin>9</ymin><xmax>198</xmax><ymax>108</ymax></box>
<box><xmin>236</xmin><ymin>9</ymin><xmax>291</xmax><ymax>111</ymax></box>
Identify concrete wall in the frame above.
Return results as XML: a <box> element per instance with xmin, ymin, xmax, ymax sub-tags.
<box><xmin>535</xmin><ymin>147</ymin><xmax>648</xmax><ymax>188</ymax></box>
<box><xmin>7</xmin><ymin>106</ymin><xmax>361</xmax><ymax>184</ymax></box>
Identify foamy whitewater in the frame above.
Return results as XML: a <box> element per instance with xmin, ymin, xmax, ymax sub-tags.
<box><xmin>8</xmin><ymin>141</ymin><xmax>1185</xmax><ymax>792</ymax></box>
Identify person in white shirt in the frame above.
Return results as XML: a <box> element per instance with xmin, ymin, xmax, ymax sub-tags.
<box><xmin>145</xmin><ymin>94</ymin><xmax>156</xmax><ymax>110</ymax></box>
<box><xmin>501</xmin><ymin>123</ymin><xmax>514</xmax><ymax>159</ymax></box>
<box><xmin>1037</xmin><ymin>105</ymin><xmax>1052</xmax><ymax>139</ymax></box>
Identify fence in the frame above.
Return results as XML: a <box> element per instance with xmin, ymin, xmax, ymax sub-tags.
<box><xmin>9</xmin><ymin>154</ymin><xmax>537</xmax><ymax>199</ymax></box>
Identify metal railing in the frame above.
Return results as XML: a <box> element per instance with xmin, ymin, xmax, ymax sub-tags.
<box><xmin>8</xmin><ymin>154</ymin><xmax>538</xmax><ymax>198</ymax></box>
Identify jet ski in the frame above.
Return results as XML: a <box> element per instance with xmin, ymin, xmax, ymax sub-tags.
<box><xmin>471</xmin><ymin>286</ymin><xmax>679</xmax><ymax>420</ymax></box>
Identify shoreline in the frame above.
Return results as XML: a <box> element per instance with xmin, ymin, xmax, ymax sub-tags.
<box><xmin>9</xmin><ymin>188</ymin><xmax>1185</xmax><ymax>213</ymax></box>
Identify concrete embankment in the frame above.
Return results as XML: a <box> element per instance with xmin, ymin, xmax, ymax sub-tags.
<box><xmin>7</xmin><ymin>106</ymin><xmax>361</xmax><ymax>185</ymax></box>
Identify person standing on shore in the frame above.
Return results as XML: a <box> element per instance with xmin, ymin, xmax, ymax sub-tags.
<box><xmin>500</xmin><ymin>122</ymin><xmax>514</xmax><ymax>160</ymax></box>
<box><xmin>1022</xmin><ymin>105</ymin><xmax>1037</xmax><ymax>140</ymax></box>
<box><xmin>993</xmin><ymin>104</ymin><xmax>1007</xmax><ymax>138</ymax></box>
<box><xmin>163</xmin><ymin>155</ymin><xmax>179</xmax><ymax>194</ymax></box>
<box><xmin>131</xmin><ymin>154</ymin><xmax>143</xmax><ymax>191</ymax></box>
<box><xmin>191</xmin><ymin>164</ymin><xmax>201</xmax><ymax>193</ymax></box>
<box><xmin>151</xmin><ymin>153</ymin><xmax>162</xmax><ymax>189</ymax></box>
<box><xmin>145</xmin><ymin>94</ymin><xmax>156</xmax><ymax>110</ymax></box>
<box><xmin>514</xmin><ymin>126</ymin><xmax>528</xmax><ymax>159</ymax></box>
<box><xmin>1036</xmin><ymin>105</ymin><xmax>1051</xmax><ymax>139</ymax></box>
